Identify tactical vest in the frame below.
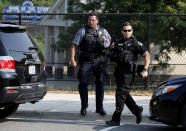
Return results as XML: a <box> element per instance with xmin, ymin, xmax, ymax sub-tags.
<box><xmin>79</xmin><ymin>25</ymin><xmax>105</xmax><ymax>55</ymax></box>
<box><xmin>110</xmin><ymin>37</ymin><xmax>138</xmax><ymax>64</ymax></box>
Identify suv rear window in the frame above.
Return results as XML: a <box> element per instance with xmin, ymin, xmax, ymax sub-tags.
<box><xmin>0</xmin><ymin>30</ymin><xmax>36</xmax><ymax>52</ymax></box>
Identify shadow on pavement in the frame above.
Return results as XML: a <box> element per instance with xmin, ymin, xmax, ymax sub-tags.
<box><xmin>93</xmin><ymin>123</ymin><xmax>184</xmax><ymax>131</ymax></box>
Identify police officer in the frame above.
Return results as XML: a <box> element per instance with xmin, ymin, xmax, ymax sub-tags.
<box><xmin>106</xmin><ymin>22</ymin><xmax>150</xmax><ymax>126</ymax></box>
<box><xmin>70</xmin><ymin>13</ymin><xmax>111</xmax><ymax>116</ymax></box>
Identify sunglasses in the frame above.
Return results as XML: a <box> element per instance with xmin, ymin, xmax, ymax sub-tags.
<box><xmin>122</xmin><ymin>29</ymin><xmax>132</xmax><ymax>32</ymax></box>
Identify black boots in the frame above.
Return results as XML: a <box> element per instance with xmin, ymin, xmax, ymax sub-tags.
<box><xmin>106</xmin><ymin>106</ymin><xmax>143</xmax><ymax>126</ymax></box>
<box><xmin>81</xmin><ymin>108</ymin><xmax>107</xmax><ymax>116</ymax></box>
<box><xmin>106</xmin><ymin>111</ymin><xmax>121</xmax><ymax>126</ymax></box>
<box><xmin>106</xmin><ymin>120</ymin><xmax>120</xmax><ymax>126</ymax></box>
<box><xmin>136</xmin><ymin>106</ymin><xmax>143</xmax><ymax>124</ymax></box>
<box><xmin>80</xmin><ymin>107</ymin><xmax>87</xmax><ymax>116</ymax></box>
<box><xmin>96</xmin><ymin>109</ymin><xmax>107</xmax><ymax>116</ymax></box>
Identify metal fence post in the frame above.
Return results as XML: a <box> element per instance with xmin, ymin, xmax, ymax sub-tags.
<box><xmin>18</xmin><ymin>13</ymin><xmax>22</xmax><ymax>25</ymax></box>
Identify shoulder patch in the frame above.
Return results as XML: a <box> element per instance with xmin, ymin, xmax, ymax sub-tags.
<box><xmin>98</xmin><ymin>28</ymin><xmax>106</xmax><ymax>36</ymax></box>
<box><xmin>137</xmin><ymin>41</ymin><xmax>143</xmax><ymax>46</ymax></box>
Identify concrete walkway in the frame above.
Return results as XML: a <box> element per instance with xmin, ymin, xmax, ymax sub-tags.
<box><xmin>17</xmin><ymin>93</ymin><xmax>151</xmax><ymax>116</ymax></box>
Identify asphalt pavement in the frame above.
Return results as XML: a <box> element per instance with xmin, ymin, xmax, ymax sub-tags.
<box><xmin>14</xmin><ymin>93</ymin><xmax>151</xmax><ymax>120</ymax></box>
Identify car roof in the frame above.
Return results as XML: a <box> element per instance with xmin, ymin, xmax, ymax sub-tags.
<box><xmin>0</xmin><ymin>23</ymin><xmax>26</xmax><ymax>30</ymax></box>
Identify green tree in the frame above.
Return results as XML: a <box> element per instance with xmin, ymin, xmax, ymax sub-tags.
<box><xmin>32</xmin><ymin>0</ymin><xmax>56</xmax><ymax>6</ymax></box>
<box><xmin>2</xmin><ymin>0</ymin><xmax>25</xmax><ymax>6</ymax></box>
<box><xmin>33</xmin><ymin>32</ymin><xmax>45</xmax><ymax>54</ymax></box>
<box><xmin>0</xmin><ymin>0</ymin><xmax>11</xmax><ymax>12</ymax></box>
<box><xmin>68</xmin><ymin>0</ymin><xmax>186</xmax><ymax>14</ymax></box>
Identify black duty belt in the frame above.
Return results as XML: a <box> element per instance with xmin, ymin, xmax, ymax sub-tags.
<box><xmin>80</xmin><ymin>51</ymin><xmax>100</xmax><ymax>61</ymax></box>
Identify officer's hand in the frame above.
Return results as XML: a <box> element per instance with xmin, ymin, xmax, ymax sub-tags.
<box><xmin>105</xmin><ymin>36</ymin><xmax>110</xmax><ymax>46</ymax></box>
<box><xmin>111</xmin><ymin>42</ymin><xmax>115</xmax><ymax>48</ymax></box>
<box><xmin>140</xmin><ymin>70</ymin><xmax>148</xmax><ymax>79</ymax></box>
<box><xmin>70</xmin><ymin>60</ymin><xmax>77</xmax><ymax>67</ymax></box>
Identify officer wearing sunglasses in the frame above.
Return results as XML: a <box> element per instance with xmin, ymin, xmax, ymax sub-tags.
<box><xmin>106</xmin><ymin>22</ymin><xmax>150</xmax><ymax>126</ymax></box>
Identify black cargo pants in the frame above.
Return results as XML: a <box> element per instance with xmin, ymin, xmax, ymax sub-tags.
<box><xmin>77</xmin><ymin>58</ymin><xmax>104</xmax><ymax>110</ymax></box>
<box><xmin>112</xmin><ymin>65</ymin><xmax>140</xmax><ymax>122</ymax></box>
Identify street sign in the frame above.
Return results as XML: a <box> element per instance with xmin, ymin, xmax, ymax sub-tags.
<box><xmin>3</xmin><ymin>0</ymin><xmax>50</xmax><ymax>22</ymax></box>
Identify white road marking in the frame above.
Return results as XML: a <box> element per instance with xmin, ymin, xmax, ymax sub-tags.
<box><xmin>99</xmin><ymin>123</ymin><xmax>168</xmax><ymax>131</ymax></box>
<box><xmin>8</xmin><ymin>117</ymin><xmax>105</xmax><ymax>125</ymax></box>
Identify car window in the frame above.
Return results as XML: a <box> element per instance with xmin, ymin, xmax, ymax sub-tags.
<box><xmin>0</xmin><ymin>30</ymin><xmax>36</xmax><ymax>52</ymax></box>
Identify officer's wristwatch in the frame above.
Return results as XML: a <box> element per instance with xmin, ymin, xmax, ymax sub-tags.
<box><xmin>143</xmin><ymin>68</ymin><xmax>148</xmax><ymax>72</ymax></box>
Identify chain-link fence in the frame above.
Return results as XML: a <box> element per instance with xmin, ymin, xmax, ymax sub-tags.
<box><xmin>1</xmin><ymin>13</ymin><xmax>186</xmax><ymax>90</ymax></box>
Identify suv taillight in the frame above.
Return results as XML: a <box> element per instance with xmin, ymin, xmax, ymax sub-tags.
<box><xmin>0</xmin><ymin>56</ymin><xmax>15</xmax><ymax>72</ymax></box>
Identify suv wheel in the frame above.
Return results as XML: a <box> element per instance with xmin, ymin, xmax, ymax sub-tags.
<box><xmin>0</xmin><ymin>104</ymin><xmax>19</xmax><ymax>119</ymax></box>
<box><xmin>182</xmin><ymin>105</ymin><xmax>186</xmax><ymax>131</ymax></box>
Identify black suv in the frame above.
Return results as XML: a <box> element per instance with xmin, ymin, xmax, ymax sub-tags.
<box><xmin>0</xmin><ymin>23</ymin><xmax>47</xmax><ymax>118</ymax></box>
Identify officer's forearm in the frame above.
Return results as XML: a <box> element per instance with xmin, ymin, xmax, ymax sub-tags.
<box><xmin>104</xmin><ymin>38</ymin><xmax>110</xmax><ymax>48</ymax></box>
<box><xmin>143</xmin><ymin>51</ymin><xmax>150</xmax><ymax>69</ymax></box>
<box><xmin>70</xmin><ymin>44</ymin><xmax>77</xmax><ymax>61</ymax></box>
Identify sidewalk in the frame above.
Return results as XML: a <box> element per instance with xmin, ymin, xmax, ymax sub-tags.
<box><xmin>17</xmin><ymin>93</ymin><xmax>151</xmax><ymax>117</ymax></box>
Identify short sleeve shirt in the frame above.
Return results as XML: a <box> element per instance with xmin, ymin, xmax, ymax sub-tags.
<box><xmin>72</xmin><ymin>25</ymin><xmax>111</xmax><ymax>48</ymax></box>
